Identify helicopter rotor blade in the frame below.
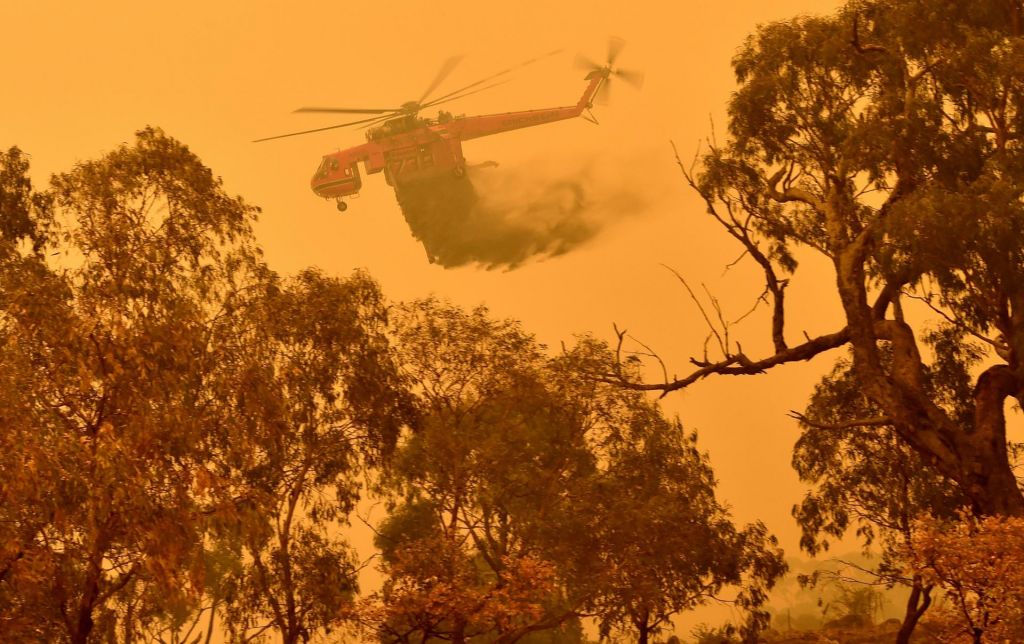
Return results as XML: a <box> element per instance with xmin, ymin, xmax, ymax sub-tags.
<box><xmin>356</xmin><ymin>113</ymin><xmax>406</xmax><ymax>130</ymax></box>
<box><xmin>574</xmin><ymin>53</ymin><xmax>602</xmax><ymax>71</ymax></box>
<box><xmin>357</xmin><ymin>79</ymin><xmax>514</xmax><ymax>130</ymax></box>
<box><xmin>424</xmin><ymin>49</ymin><xmax>563</xmax><ymax>108</ymax></box>
<box><xmin>422</xmin><ymin>79</ymin><xmax>512</xmax><ymax>110</ymax></box>
<box><xmin>596</xmin><ymin>78</ymin><xmax>612</xmax><ymax>106</ymax></box>
<box><xmin>614</xmin><ymin>68</ymin><xmax>645</xmax><ymax>89</ymax></box>
<box><xmin>417</xmin><ymin>55</ymin><xmax>465</xmax><ymax>106</ymax></box>
<box><xmin>520</xmin><ymin>49</ymin><xmax>563</xmax><ymax>66</ymax></box>
<box><xmin>293</xmin><ymin>106</ymin><xmax>398</xmax><ymax>115</ymax></box>
<box><xmin>252</xmin><ymin>114</ymin><xmax>388</xmax><ymax>142</ymax></box>
<box><xmin>606</xmin><ymin>36</ymin><xmax>626</xmax><ymax>66</ymax></box>
<box><xmin>254</xmin><ymin>49</ymin><xmax>564</xmax><ymax>142</ymax></box>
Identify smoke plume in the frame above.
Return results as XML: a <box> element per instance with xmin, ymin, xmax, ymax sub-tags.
<box><xmin>394</xmin><ymin>158</ymin><xmax>651</xmax><ymax>269</ymax></box>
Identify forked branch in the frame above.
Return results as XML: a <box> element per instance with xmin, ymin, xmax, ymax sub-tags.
<box><xmin>606</xmin><ymin>144</ymin><xmax>847</xmax><ymax>394</ymax></box>
<box><xmin>607</xmin><ymin>327</ymin><xmax>850</xmax><ymax>394</ymax></box>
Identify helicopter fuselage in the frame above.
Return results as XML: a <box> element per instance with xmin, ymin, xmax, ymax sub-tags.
<box><xmin>310</xmin><ymin>71</ymin><xmax>606</xmax><ymax>202</ymax></box>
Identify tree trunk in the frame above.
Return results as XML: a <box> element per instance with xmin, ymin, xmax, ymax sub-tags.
<box><xmin>966</xmin><ymin>365</ymin><xmax>1024</xmax><ymax>516</ymax></box>
<box><xmin>635</xmin><ymin>609</ymin><xmax>652</xmax><ymax>644</ymax></box>
<box><xmin>637</xmin><ymin>623</ymin><xmax>649</xmax><ymax>644</ymax></box>
<box><xmin>204</xmin><ymin>599</ymin><xmax>218</xmax><ymax>644</ymax></box>
<box><xmin>70</xmin><ymin>613</ymin><xmax>93</xmax><ymax>644</ymax></box>
<box><xmin>896</xmin><ymin>578</ymin><xmax>931</xmax><ymax>644</ymax></box>
<box><xmin>453</xmin><ymin>619</ymin><xmax>467</xmax><ymax>644</ymax></box>
<box><xmin>834</xmin><ymin>243</ymin><xmax>1024</xmax><ymax>517</ymax></box>
<box><xmin>70</xmin><ymin>554</ymin><xmax>103</xmax><ymax>644</ymax></box>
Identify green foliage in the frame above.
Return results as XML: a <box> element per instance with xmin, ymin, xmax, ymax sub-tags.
<box><xmin>830</xmin><ymin>585</ymin><xmax>885</xmax><ymax>625</ymax></box>
<box><xmin>0</xmin><ymin>127</ymin><xmax>264</xmax><ymax>643</ymax></box>
<box><xmin>215</xmin><ymin>268</ymin><xmax>409</xmax><ymax>643</ymax></box>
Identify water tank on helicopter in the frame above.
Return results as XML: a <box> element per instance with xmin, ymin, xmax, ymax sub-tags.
<box><xmin>382</xmin><ymin>139</ymin><xmax>466</xmax><ymax>187</ymax></box>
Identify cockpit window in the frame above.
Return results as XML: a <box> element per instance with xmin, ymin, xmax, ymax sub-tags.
<box><xmin>316</xmin><ymin>158</ymin><xmax>331</xmax><ymax>179</ymax></box>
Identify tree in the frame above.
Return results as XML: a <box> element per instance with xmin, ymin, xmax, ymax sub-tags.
<box><xmin>906</xmin><ymin>514</ymin><xmax>1024</xmax><ymax>643</ymax></box>
<box><xmin>577</xmin><ymin>417</ymin><xmax>784</xmax><ymax>644</ymax></box>
<box><xmin>0</xmin><ymin>146</ymin><xmax>62</xmax><ymax>641</ymax></box>
<box><xmin>367</xmin><ymin>299</ymin><xmax>582</xmax><ymax>643</ymax></box>
<box><xmin>553</xmin><ymin>342</ymin><xmax>786</xmax><ymax>644</ymax></box>
<box><xmin>367</xmin><ymin>301</ymin><xmax>785</xmax><ymax>644</ymax></box>
<box><xmin>217</xmin><ymin>268</ymin><xmax>410</xmax><ymax>644</ymax></box>
<box><xmin>0</xmin><ymin>145</ymin><xmax>51</xmax><ymax>252</ymax></box>
<box><xmin>365</xmin><ymin>534</ymin><xmax>559</xmax><ymax>644</ymax></box>
<box><xmin>0</xmin><ymin>130</ymin><xmax>412</xmax><ymax>643</ymax></box>
<box><xmin>791</xmin><ymin>331</ymin><xmax>977</xmax><ymax>642</ymax></box>
<box><xmin>608</xmin><ymin>0</ymin><xmax>1024</xmax><ymax>517</ymax></box>
<box><xmin>0</xmin><ymin>128</ymin><xmax>263</xmax><ymax>642</ymax></box>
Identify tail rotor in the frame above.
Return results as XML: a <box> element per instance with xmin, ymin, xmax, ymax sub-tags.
<box><xmin>575</xmin><ymin>36</ymin><xmax>645</xmax><ymax>105</ymax></box>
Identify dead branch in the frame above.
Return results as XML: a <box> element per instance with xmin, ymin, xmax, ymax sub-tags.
<box><xmin>732</xmin><ymin>283</ymin><xmax>771</xmax><ymax>326</ymax></box>
<box><xmin>723</xmin><ymin>248</ymin><xmax>749</xmax><ymax>274</ymax></box>
<box><xmin>702</xmin><ymin>282</ymin><xmax>731</xmax><ymax>352</ymax></box>
<box><xmin>661</xmin><ymin>263</ymin><xmax>728</xmax><ymax>357</ymax></box>
<box><xmin>603</xmin><ymin>144</ymin><xmax>853</xmax><ymax>395</ymax></box>
<box><xmin>606</xmin><ymin>327</ymin><xmax>850</xmax><ymax>395</ymax></box>
<box><xmin>670</xmin><ymin>141</ymin><xmax>791</xmax><ymax>353</ymax></box>
<box><xmin>623</xmin><ymin>332</ymin><xmax>671</xmax><ymax>386</ymax></box>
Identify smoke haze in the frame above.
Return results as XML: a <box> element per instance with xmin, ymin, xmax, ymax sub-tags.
<box><xmin>394</xmin><ymin>157</ymin><xmax>654</xmax><ymax>269</ymax></box>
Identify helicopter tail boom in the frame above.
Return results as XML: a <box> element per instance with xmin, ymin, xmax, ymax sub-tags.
<box><xmin>446</xmin><ymin>72</ymin><xmax>605</xmax><ymax>141</ymax></box>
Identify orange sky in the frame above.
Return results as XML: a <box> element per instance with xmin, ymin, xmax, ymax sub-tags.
<box><xmin>3</xmin><ymin>0</ymin><xmax>850</xmax><ymax>605</ymax></box>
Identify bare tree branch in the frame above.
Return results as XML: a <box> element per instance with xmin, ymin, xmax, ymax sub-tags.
<box><xmin>660</xmin><ymin>263</ymin><xmax>728</xmax><ymax>357</ymax></box>
<box><xmin>605</xmin><ymin>327</ymin><xmax>850</xmax><ymax>395</ymax></box>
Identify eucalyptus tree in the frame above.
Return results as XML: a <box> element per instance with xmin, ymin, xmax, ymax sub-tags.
<box><xmin>368</xmin><ymin>301</ymin><xmax>785</xmax><ymax>644</ymax></box>
<box><xmin>370</xmin><ymin>299</ymin><xmax>579</xmax><ymax>644</ymax></box>
<box><xmin>791</xmin><ymin>332</ymin><xmax>975</xmax><ymax>642</ymax></box>
<box><xmin>609</xmin><ymin>0</ymin><xmax>1024</xmax><ymax>517</ymax></box>
<box><xmin>0</xmin><ymin>130</ymin><xmax>411</xmax><ymax>643</ymax></box>
<box><xmin>0</xmin><ymin>128</ymin><xmax>263</xmax><ymax>642</ymax></box>
<box><xmin>0</xmin><ymin>145</ymin><xmax>63</xmax><ymax>641</ymax></box>
<box><xmin>218</xmin><ymin>268</ymin><xmax>410</xmax><ymax>644</ymax></box>
<box><xmin>552</xmin><ymin>341</ymin><xmax>786</xmax><ymax>644</ymax></box>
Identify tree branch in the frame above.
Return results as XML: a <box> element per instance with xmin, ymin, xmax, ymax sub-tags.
<box><xmin>671</xmin><ymin>142</ymin><xmax>792</xmax><ymax>353</ymax></box>
<box><xmin>606</xmin><ymin>328</ymin><xmax>850</xmax><ymax>394</ymax></box>
<box><xmin>766</xmin><ymin>169</ymin><xmax>826</xmax><ymax>210</ymax></box>
<box><xmin>661</xmin><ymin>264</ymin><xmax>728</xmax><ymax>357</ymax></box>
<box><xmin>850</xmin><ymin>12</ymin><xmax>888</xmax><ymax>56</ymax></box>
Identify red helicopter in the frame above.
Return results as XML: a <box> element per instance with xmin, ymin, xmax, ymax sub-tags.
<box><xmin>254</xmin><ymin>40</ymin><xmax>642</xmax><ymax>211</ymax></box>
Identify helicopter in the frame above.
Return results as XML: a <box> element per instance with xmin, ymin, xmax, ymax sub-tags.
<box><xmin>254</xmin><ymin>40</ymin><xmax>643</xmax><ymax>211</ymax></box>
